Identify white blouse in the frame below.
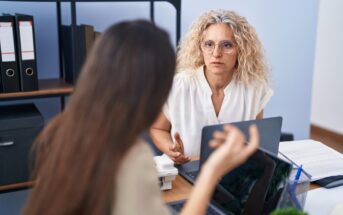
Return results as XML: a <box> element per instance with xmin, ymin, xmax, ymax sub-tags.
<box><xmin>163</xmin><ymin>66</ymin><xmax>273</xmax><ymax>157</ymax></box>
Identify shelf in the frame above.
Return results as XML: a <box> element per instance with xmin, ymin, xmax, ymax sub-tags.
<box><xmin>0</xmin><ymin>78</ymin><xmax>73</xmax><ymax>101</ymax></box>
<box><xmin>0</xmin><ymin>181</ymin><xmax>34</xmax><ymax>192</ymax></box>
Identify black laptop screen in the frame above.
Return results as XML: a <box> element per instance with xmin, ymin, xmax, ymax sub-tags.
<box><xmin>209</xmin><ymin>149</ymin><xmax>292</xmax><ymax>215</ymax></box>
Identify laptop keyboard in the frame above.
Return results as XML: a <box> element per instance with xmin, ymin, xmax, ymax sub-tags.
<box><xmin>169</xmin><ymin>201</ymin><xmax>222</xmax><ymax>215</ymax></box>
<box><xmin>183</xmin><ymin>170</ymin><xmax>198</xmax><ymax>182</ymax></box>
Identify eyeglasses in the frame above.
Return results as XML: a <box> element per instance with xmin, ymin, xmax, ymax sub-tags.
<box><xmin>200</xmin><ymin>40</ymin><xmax>236</xmax><ymax>54</ymax></box>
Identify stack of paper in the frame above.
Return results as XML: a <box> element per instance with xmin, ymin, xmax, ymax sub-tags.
<box><xmin>154</xmin><ymin>155</ymin><xmax>178</xmax><ymax>190</ymax></box>
<box><xmin>304</xmin><ymin>186</ymin><xmax>343</xmax><ymax>215</ymax></box>
<box><xmin>279</xmin><ymin>139</ymin><xmax>343</xmax><ymax>181</ymax></box>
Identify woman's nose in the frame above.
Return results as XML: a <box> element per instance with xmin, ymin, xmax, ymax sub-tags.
<box><xmin>212</xmin><ymin>45</ymin><xmax>222</xmax><ymax>57</ymax></box>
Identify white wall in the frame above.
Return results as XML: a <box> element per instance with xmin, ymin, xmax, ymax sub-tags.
<box><xmin>311</xmin><ymin>0</ymin><xmax>343</xmax><ymax>134</ymax></box>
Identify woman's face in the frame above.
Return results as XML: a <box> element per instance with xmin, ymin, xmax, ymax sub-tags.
<box><xmin>201</xmin><ymin>23</ymin><xmax>238</xmax><ymax>76</ymax></box>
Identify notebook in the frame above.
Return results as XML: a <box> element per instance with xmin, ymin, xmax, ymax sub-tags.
<box><xmin>279</xmin><ymin>139</ymin><xmax>343</xmax><ymax>182</ymax></box>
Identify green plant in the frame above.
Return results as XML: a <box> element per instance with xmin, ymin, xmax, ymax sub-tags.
<box><xmin>271</xmin><ymin>207</ymin><xmax>308</xmax><ymax>215</ymax></box>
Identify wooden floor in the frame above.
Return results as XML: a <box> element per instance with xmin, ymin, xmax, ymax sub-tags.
<box><xmin>310</xmin><ymin>125</ymin><xmax>343</xmax><ymax>153</ymax></box>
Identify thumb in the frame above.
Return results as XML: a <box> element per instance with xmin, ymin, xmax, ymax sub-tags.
<box><xmin>169</xmin><ymin>143</ymin><xmax>176</xmax><ymax>151</ymax></box>
<box><xmin>174</xmin><ymin>132</ymin><xmax>181</xmax><ymax>142</ymax></box>
<box><xmin>173</xmin><ymin>132</ymin><xmax>185</xmax><ymax>153</ymax></box>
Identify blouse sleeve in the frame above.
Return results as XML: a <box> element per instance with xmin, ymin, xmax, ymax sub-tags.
<box><xmin>162</xmin><ymin>73</ymin><xmax>188</xmax><ymax>122</ymax></box>
<box><xmin>257</xmin><ymin>83</ymin><xmax>274</xmax><ymax>114</ymax></box>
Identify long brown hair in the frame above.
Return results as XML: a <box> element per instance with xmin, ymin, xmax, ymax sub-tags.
<box><xmin>23</xmin><ymin>20</ymin><xmax>175</xmax><ymax>214</ymax></box>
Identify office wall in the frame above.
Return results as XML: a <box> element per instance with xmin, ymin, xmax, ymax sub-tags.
<box><xmin>1</xmin><ymin>1</ymin><xmax>320</xmax><ymax>139</ymax></box>
<box><xmin>311</xmin><ymin>0</ymin><xmax>343</xmax><ymax>134</ymax></box>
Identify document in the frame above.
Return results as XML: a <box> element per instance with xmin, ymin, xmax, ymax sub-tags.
<box><xmin>304</xmin><ymin>186</ymin><xmax>343</xmax><ymax>215</ymax></box>
<box><xmin>18</xmin><ymin>21</ymin><xmax>35</xmax><ymax>60</ymax></box>
<box><xmin>279</xmin><ymin>140</ymin><xmax>343</xmax><ymax>181</ymax></box>
<box><xmin>0</xmin><ymin>22</ymin><xmax>16</xmax><ymax>62</ymax></box>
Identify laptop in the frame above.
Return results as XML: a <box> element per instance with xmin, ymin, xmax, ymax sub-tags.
<box><xmin>168</xmin><ymin>139</ymin><xmax>292</xmax><ymax>215</ymax></box>
<box><xmin>177</xmin><ymin>117</ymin><xmax>283</xmax><ymax>184</ymax></box>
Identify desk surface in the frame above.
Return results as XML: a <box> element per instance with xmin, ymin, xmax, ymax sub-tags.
<box><xmin>162</xmin><ymin>172</ymin><xmax>321</xmax><ymax>203</ymax></box>
<box><xmin>162</xmin><ymin>175</ymin><xmax>192</xmax><ymax>203</ymax></box>
<box><xmin>162</xmin><ymin>138</ymin><xmax>332</xmax><ymax>203</ymax></box>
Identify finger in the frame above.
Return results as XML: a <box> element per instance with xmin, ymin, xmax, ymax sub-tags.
<box><xmin>223</xmin><ymin>125</ymin><xmax>245</xmax><ymax>146</ymax></box>
<box><xmin>223</xmin><ymin>124</ymin><xmax>235</xmax><ymax>133</ymax></box>
<box><xmin>247</xmin><ymin>124</ymin><xmax>259</xmax><ymax>152</ymax></box>
<box><xmin>240</xmin><ymin>125</ymin><xmax>259</xmax><ymax>158</ymax></box>
<box><xmin>169</xmin><ymin>143</ymin><xmax>177</xmax><ymax>152</ymax></box>
<box><xmin>177</xmin><ymin>156</ymin><xmax>191</xmax><ymax>163</ymax></box>
<box><xmin>175</xmin><ymin>132</ymin><xmax>184</xmax><ymax>153</ymax></box>
<box><xmin>173</xmin><ymin>154</ymin><xmax>191</xmax><ymax>164</ymax></box>
<box><xmin>209</xmin><ymin>139</ymin><xmax>222</xmax><ymax>149</ymax></box>
<box><xmin>174</xmin><ymin>132</ymin><xmax>185</xmax><ymax>153</ymax></box>
<box><xmin>213</xmin><ymin>131</ymin><xmax>227</xmax><ymax>142</ymax></box>
<box><xmin>168</xmin><ymin>150</ymin><xmax>181</xmax><ymax>158</ymax></box>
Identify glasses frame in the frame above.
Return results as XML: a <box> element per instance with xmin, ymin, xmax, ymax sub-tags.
<box><xmin>200</xmin><ymin>40</ymin><xmax>237</xmax><ymax>54</ymax></box>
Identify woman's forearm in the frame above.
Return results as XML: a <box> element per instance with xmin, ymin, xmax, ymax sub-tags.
<box><xmin>149</xmin><ymin>128</ymin><xmax>173</xmax><ymax>154</ymax></box>
<box><xmin>180</xmin><ymin>164</ymin><xmax>221</xmax><ymax>215</ymax></box>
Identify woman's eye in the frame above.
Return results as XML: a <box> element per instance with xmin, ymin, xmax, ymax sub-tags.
<box><xmin>204</xmin><ymin>41</ymin><xmax>214</xmax><ymax>47</ymax></box>
<box><xmin>222</xmin><ymin>42</ymin><xmax>233</xmax><ymax>49</ymax></box>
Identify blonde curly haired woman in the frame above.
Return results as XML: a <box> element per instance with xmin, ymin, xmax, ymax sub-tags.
<box><xmin>150</xmin><ymin>10</ymin><xmax>272</xmax><ymax>164</ymax></box>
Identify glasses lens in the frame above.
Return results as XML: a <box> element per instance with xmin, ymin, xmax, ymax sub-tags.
<box><xmin>202</xmin><ymin>40</ymin><xmax>214</xmax><ymax>53</ymax></box>
<box><xmin>220</xmin><ymin>41</ymin><xmax>235</xmax><ymax>53</ymax></box>
<box><xmin>201</xmin><ymin>40</ymin><xmax>236</xmax><ymax>54</ymax></box>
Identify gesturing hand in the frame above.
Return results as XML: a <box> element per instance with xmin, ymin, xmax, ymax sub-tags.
<box><xmin>205</xmin><ymin>124</ymin><xmax>259</xmax><ymax>179</ymax></box>
<box><xmin>166</xmin><ymin>132</ymin><xmax>191</xmax><ymax>164</ymax></box>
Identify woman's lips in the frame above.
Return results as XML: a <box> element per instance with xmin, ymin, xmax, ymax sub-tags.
<box><xmin>211</xmin><ymin>62</ymin><xmax>224</xmax><ymax>65</ymax></box>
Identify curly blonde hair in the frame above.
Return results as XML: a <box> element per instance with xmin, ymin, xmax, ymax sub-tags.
<box><xmin>177</xmin><ymin>10</ymin><xmax>269</xmax><ymax>84</ymax></box>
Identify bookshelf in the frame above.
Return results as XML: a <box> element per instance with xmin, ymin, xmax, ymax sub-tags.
<box><xmin>0</xmin><ymin>181</ymin><xmax>34</xmax><ymax>192</ymax></box>
<box><xmin>0</xmin><ymin>0</ymin><xmax>181</xmax><ymax>191</ymax></box>
<box><xmin>0</xmin><ymin>78</ymin><xmax>73</xmax><ymax>101</ymax></box>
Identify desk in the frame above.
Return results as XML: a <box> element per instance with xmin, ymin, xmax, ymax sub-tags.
<box><xmin>162</xmin><ymin>175</ymin><xmax>192</xmax><ymax>203</ymax></box>
<box><xmin>162</xmin><ymin>137</ymin><xmax>342</xmax><ymax>204</ymax></box>
<box><xmin>162</xmin><ymin>175</ymin><xmax>321</xmax><ymax>204</ymax></box>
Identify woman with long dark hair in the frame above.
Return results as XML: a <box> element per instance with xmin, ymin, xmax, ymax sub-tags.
<box><xmin>23</xmin><ymin>20</ymin><xmax>258</xmax><ymax>215</ymax></box>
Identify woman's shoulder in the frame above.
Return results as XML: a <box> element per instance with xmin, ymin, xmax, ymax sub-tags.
<box><xmin>174</xmin><ymin>69</ymin><xmax>195</xmax><ymax>83</ymax></box>
<box><xmin>113</xmin><ymin>140</ymin><xmax>170</xmax><ymax>215</ymax></box>
<box><xmin>233</xmin><ymin>80</ymin><xmax>274</xmax><ymax>106</ymax></box>
<box><xmin>122</xmin><ymin>140</ymin><xmax>154</xmax><ymax>165</ymax></box>
<box><xmin>235</xmin><ymin>79</ymin><xmax>272</xmax><ymax>93</ymax></box>
<box><xmin>115</xmin><ymin>139</ymin><xmax>157</xmax><ymax>192</ymax></box>
<box><xmin>172</xmin><ymin>67</ymin><xmax>202</xmax><ymax>89</ymax></box>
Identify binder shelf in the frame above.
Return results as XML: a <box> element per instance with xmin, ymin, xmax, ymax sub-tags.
<box><xmin>0</xmin><ymin>78</ymin><xmax>73</xmax><ymax>101</ymax></box>
<box><xmin>0</xmin><ymin>0</ymin><xmax>180</xmax><ymax>192</ymax></box>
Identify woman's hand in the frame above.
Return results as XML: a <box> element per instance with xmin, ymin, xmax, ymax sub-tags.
<box><xmin>165</xmin><ymin>132</ymin><xmax>191</xmax><ymax>164</ymax></box>
<box><xmin>204</xmin><ymin>124</ymin><xmax>259</xmax><ymax>180</ymax></box>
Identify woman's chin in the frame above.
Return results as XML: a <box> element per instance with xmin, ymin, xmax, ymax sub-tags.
<box><xmin>207</xmin><ymin>67</ymin><xmax>230</xmax><ymax>76</ymax></box>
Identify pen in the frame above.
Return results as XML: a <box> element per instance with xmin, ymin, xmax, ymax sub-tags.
<box><xmin>290</xmin><ymin>164</ymin><xmax>303</xmax><ymax>194</ymax></box>
<box><xmin>288</xmin><ymin>164</ymin><xmax>303</xmax><ymax>209</ymax></box>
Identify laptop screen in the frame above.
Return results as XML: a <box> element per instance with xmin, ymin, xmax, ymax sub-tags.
<box><xmin>210</xmin><ymin>149</ymin><xmax>292</xmax><ymax>215</ymax></box>
<box><xmin>199</xmin><ymin>117</ymin><xmax>291</xmax><ymax>215</ymax></box>
<box><xmin>200</xmin><ymin>117</ymin><xmax>282</xmax><ymax>166</ymax></box>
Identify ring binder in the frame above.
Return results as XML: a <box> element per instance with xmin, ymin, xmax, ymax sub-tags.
<box><xmin>0</xmin><ymin>15</ymin><xmax>20</xmax><ymax>93</ymax></box>
<box><xmin>62</xmin><ymin>24</ymin><xmax>95</xmax><ymax>84</ymax></box>
<box><xmin>15</xmin><ymin>13</ymin><xmax>38</xmax><ymax>92</ymax></box>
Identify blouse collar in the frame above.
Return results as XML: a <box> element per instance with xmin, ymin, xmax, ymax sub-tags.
<box><xmin>196</xmin><ymin>65</ymin><xmax>235</xmax><ymax>96</ymax></box>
